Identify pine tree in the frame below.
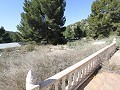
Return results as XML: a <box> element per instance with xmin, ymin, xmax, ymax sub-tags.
<box><xmin>41</xmin><ymin>0</ymin><xmax>66</xmax><ymax>44</ymax></box>
<box><xmin>63</xmin><ymin>26</ymin><xmax>75</xmax><ymax>40</ymax></box>
<box><xmin>88</xmin><ymin>0</ymin><xmax>120</xmax><ymax>39</ymax></box>
<box><xmin>0</xmin><ymin>26</ymin><xmax>5</xmax><ymax>43</ymax></box>
<box><xmin>63</xmin><ymin>25</ymin><xmax>83</xmax><ymax>40</ymax></box>
<box><xmin>17</xmin><ymin>0</ymin><xmax>66</xmax><ymax>44</ymax></box>
<box><xmin>17</xmin><ymin>0</ymin><xmax>46</xmax><ymax>43</ymax></box>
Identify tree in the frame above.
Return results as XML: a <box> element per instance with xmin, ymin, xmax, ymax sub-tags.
<box><xmin>63</xmin><ymin>26</ymin><xmax>75</xmax><ymax>40</ymax></box>
<box><xmin>0</xmin><ymin>26</ymin><xmax>12</xmax><ymax>43</ymax></box>
<box><xmin>0</xmin><ymin>26</ymin><xmax>5</xmax><ymax>43</ymax></box>
<box><xmin>10</xmin><ymin>32</ymin><xmax>21</xmax><ymax>42</ymax></box>
<box><xmin>63</xmin><ymin>25</ymin><xmax>83</xmax><ymax>40</ymax></box>
<box><xmin>77</xmin><ymin>19</ymin><xmax>89</xmax><ymax>37</ymax></box>
<box><xmin>41</xmin><ymin>0</ymin><xmax>66</xmax><ymax>44</ymax></box>
<box><xmin>17</xmin><ymin>0</ymin><xmax>66</xmax><ymax>44</ymax></box>
<box><xmin>17</xmin><ymin>0</ymin><xmax>47</xmax><ymax>43</ymax></box>
<box><xmin>88</xmin><ymin>0</ymin><xmax>120</xmax><ymax>39</ymax></box>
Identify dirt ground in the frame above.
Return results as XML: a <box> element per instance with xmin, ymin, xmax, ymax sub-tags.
<box><xmin>84</xmin><ymin>50</ymin><xmax>120</xmax><ymax>90</ymax></box>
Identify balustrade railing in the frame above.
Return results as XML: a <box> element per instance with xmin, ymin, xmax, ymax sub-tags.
<box><xmin>26</xmin><ymin>38</ymin><xmax>116</xmax><ymax>90</ymax></box>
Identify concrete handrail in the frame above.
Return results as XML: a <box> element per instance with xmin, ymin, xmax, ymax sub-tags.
<box><xmin>26</xmin><ymin>38</ymin><xmax>116</xmax><ymax>90</ymax></box>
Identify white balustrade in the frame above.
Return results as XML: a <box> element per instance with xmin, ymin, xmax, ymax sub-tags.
<box><xmin>26</xmin><ymin>38</ymin><xmax>116</xmax><ymax>90</ymax></box>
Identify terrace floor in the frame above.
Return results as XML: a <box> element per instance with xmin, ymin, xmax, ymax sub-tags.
<box><xmin>78</xmin><ymin>50</ymin><xmax>120</xmax><ymax>90</ymax></box>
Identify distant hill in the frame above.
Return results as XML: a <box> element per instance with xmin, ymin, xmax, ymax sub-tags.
<box><xmin>6</xmin><ymin>31</ymin><xmax>16</xmax><ymax>35</ymax></box>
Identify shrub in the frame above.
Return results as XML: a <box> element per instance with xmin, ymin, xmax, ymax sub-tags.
<box><xmin>26</xmin><ymin>44</ymin><xmax>35</xmax><ymax>52</ymax></box>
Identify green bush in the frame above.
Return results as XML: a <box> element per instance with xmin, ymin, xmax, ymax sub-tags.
<box><xmin>26</xmin><ymin>44</ymin><xmax>35</xmax><ymax>52</ymax></box>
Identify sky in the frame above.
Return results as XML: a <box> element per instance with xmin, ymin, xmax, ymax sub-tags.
<box><xmin>0</xmin><ymin>0</ymin><xmax>95</xmax><ymax>32</ymax></box>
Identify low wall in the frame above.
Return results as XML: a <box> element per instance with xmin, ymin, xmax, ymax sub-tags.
<box><xmin>26</xmin><ymin>39</ymin><xmax>116</xmax><ymax>90</ymax></box>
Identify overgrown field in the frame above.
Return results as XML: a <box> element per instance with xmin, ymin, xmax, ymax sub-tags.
<box><xmin>0</xmin><ymin>36</ymin><xmax>119</xmax><ymax>90</ymax></box>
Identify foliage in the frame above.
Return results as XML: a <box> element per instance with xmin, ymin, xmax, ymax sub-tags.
<box><xmin>63</xmin><ymin>19</ymin><xmax>88</xmax><ymax>41</ymax></box>
<box><xmin>63</xmin><ymin>25</ymin><xmax>83</xmax><ymax>40</ymax></box>
<box><xmin>17</xmin><ymin>0</ymin><xmax>66</xmax><ymax>45</ymax></box>
<box><xmin>26</xmin><ymin>44</ymin><xmax>35</xmax><ymax>52</ymax></box>
<box><xmin>10</xmin><ymin>32</ymin><xmax>21</xmax><ymax>42</ymax></box>
<box><xmin>0</xmin><ymin>26</ymin><xmax>12</xmax><ymax>43</ymax></box>
<box><xmin>63</xmin><ymin>26</ymin><xmax>75</xmax><ymax>40</ymax></box>
<box><xmin>88</xmin><ymin>0</ymin><xmax>120</xmax><ymax>39</ymax></box>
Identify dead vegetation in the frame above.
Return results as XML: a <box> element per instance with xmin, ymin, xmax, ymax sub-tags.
<box><xmin>0</xmin><ymin>38</ymin><xmax>115</xmax><ymax>90</ymax></box>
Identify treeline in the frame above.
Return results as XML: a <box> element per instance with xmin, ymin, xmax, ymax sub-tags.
<box><xmin>0</xmin><ymin>26</ymin><xmax>13</xmax><ymax>43</ymax></box>
<box><xmin>0</xmin><ymin>0</ymin><xmax>120</xmax><ymax>44</ymax></box>
<box><xmin>0</xmin><ymin>26</ymin><xmax>20</xmax><ymax>43</ymax></box>
<box><xmin>64</xmin><ymin>0</ymin><xmax>120</xmax><ymax>40</ymax></box>
<box><xmin>63</xmin><ymin>19</ymin><xmax>89</xmax><ymax>41</ymax></box>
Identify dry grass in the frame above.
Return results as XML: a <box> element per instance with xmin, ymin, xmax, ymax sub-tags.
<box><xmin>100</xmin><ymin>59</ymin><xmax>120</xmax><ymax>74</ymax></box>
<box><xmin>0</xmin><ymin>38</ymin><xmax>113</xmax><ymax>90</ymax></box>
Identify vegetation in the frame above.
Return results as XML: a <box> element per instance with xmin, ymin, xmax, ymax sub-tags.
<box><xmin>1</xmin><ymin>0</ymin><xmax>120</xmax><ymax>44</ymax></box>
<box><xmin>0</xmin><ymin>38</ymin><xmax>111</xmax><ymax>90</ymax></box>
<box><xmin>17</xmin><ymin>0</ymin><xmax>66</xmax><ymax>45</ymax></box>
<box><xmin>0</xmin><ymin>0</ymin><xmax>120</xmax><ymax>90</ymax></box>
<box><xmin>0</xmin><ymin>26</ymin><xmax>12</xmax><ymax>43</ymax></box>
<box><xmin>63</xmin><ymin>0</ymin><xmax>120</xmax><ymax>40</ymax></box>
<box><xmin>9</xmin><ymin>32</ymin><xmax>21</xmax><ymax>42</ymax></box>
<box><xmin>63</xmin><ymin>19</ymin><xmax>88</xmax><ymax>40</ymax></box>
<box><xmin>88</xmin><ymin>0</ymin><xmax>120</xmax><ymax>39</ymax></box>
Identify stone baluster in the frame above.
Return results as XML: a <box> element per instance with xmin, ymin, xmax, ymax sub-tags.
<box><xmin>86</xmin><ymin>63</ymin><xmax>89</xmax><ymax>75</ymax></box>
<box><xmin>93</xmin><ymin>58</ymin><xmax>97</xmax><ymax>68</ymax></box>
<box><xmin>89</xmin><ymin>62</ymin><xmax>92</xmax><ymax>73</ymax></box>
<box><xmin>82</xmin><ymin>67</ymin><xmax>85</xmax><ymax>79</ymax></box>
<box><xmin>96</xmin><ymin>56</ymin><xmax>99</xmax><ymax>67</ymax></box>
<box><xmin>68</xmin><ymin>73</ymin><xmax>72</xmax><ymax>89</ymax></box>
<box><xmin>86</xmin><ymin>62</ymin><xmax>89</xmax><ymax>75</ymax></box>
<box><xmin>76</xmin><ymin>71</ymin><xmax>80</xmax><ymax>82</ymax></box>
<box><xmin>76</xmin><ymin>70</ymin><xmax>80</xmax><ymax>82</ymax></box>
<box><xmin>95</xmin><ymin>59</ymin><xmax>98</xmax><ymax>68</ymax></box>
<box><xmin>54</xmin><ymin>82</ymin><xmax>59</xmax><ymax>90</ymax></box>
<box><xmin>92</xmin><ymin>61</ymin><xmax>95</xmax><ymax>69</ymax></box>
<box><xmin>73</xmin><ymin>70</ymin><xmax>78</xmax><ymax>86</ymax></box>
<box><xmin>62</xmin><ymin>77</ymin><xmax>66</xmax><ymax>90</ymax></box>
<box><xmin>79</xmin><ymin>69</ymin><xmax>83</xmax><ymax>81</ymax></box>
<box><xmin>84</xmin><ymin>66</ymin><xmax>87</xmax><ymax>76</ymax></box>
<box><xmin>89</xmin><ymin>61</ymin><xmax>92</xmax><ymax>72</ymax></box>
<box><xmin>87</xmin><ymin>63</ymin><xmax>90</xmax><ymax>74</ymax></box>
<box><xmin>90</xmin><ymin>61</ymin><xmax>93</xmax><ymax>71</ymax></box>
<box><xmin>90</xmin><ymin>61</ymin><xmax>93</xmax><ymax>72</ymax></box>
